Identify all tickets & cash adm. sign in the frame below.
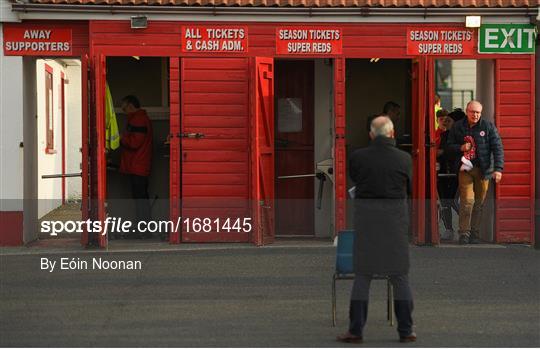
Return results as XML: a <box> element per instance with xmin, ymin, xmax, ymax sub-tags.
<box><xmin>276</xmin><ymin>27</ymin><xmax>342</xmax><ymax>55</ymax></box>
<box><xmin>182</xmin><ymin>26</ymin><xmax>248</xmax><ymax>53</ymax></box>
<box><xmin>407</xmin><ymin>28</ymin><xmax>475</xmax><ymax>55</ymax></box>
<box><xmin>3</xmin><ymin>27</ymin><xmax>72</xmax><ymax>56</ymax></box>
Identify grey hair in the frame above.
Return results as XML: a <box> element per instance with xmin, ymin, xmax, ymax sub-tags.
<box><xmin>370</xmin><ymin>116</ymin><xmax>394</xmax><ymax>137</ymax></box>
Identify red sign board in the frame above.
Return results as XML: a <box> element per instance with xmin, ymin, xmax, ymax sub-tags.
<box><xmin>3</xmin><ymin>27</ymin><xmax>72</xmax><ymax>56</ymax></box>
<box><xmin>181</xmin><ymin>26</ymin><xmax>248</xmax><ymax>53</ymax></box>
<box><xmin>276</xmin><ymin>27</ymin><xmax>342</xmax><ymax>55</ymax></box>
<box><xmin>407</xmin><ymin>28</ymin><xmax>475</xmax><ymax>55</ymax></box>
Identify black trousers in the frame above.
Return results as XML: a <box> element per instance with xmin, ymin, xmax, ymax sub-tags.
<box><xmin>349</xmin><ymin>274</ymin><xmax>414</xmax><ymax>337</ymax></box>
<box><xmin>130</xmin><ymin>174</ymin><xmax>151</xmax><ymax>224</ymax></box>
<box><xmin>437</xmin><ymin>176</ymin><xmax>459</xmax><ymax>230</ymax></box>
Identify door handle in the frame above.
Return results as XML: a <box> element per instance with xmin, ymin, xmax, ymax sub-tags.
<box><xmin>42</xmin><ymin>172</ymin><xmax>82</xmax><ymax>179</ymax></box>
<box><xmin>179</xmin><ymin>132</ymin><xmax>205</xmax><ymax>139</ymax></box>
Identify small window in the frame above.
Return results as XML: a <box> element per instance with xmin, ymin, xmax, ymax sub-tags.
<box><xmin>45</xmin><ymin>65</ymin><xmax>55</xmax><ymax>153</ymax></box>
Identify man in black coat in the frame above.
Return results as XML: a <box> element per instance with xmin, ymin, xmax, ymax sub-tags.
<box><xmin>337</xmin><ymin>115</ymin><xmax>415</xmax><ymax>344</ymax></box>
<box><xmin>446</xmin><ymin>100</ymin><xmax>504</xmax><ymax>244</ymax></box>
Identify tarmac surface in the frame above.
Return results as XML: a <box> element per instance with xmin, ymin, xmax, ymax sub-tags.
<box><xmin>0</xmin><ymin>241</ymin><xmax>539</xmax><ymax>347</ymax></box>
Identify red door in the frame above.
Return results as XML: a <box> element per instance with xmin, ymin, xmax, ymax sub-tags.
<box><xmin>81</xmin><ymin>54</ymin><xmax>107</xmax><ymax>247</ymax></box>
<box><xmin>411</xmin><ymin>58</ymin><xmax>427</xmax><ymax>245</ymax></box>
<box><xmin>275</xmin><ymin>60</ymin><xmax>314</xmax><ymax>236</ymax></box>
<box><xmin>425</xmin><ymin>58</ymin><xmax>439</xmax><ymax>244</ymax></box>
<box><xmin>180</xmin><ymin>58</ymin><xmax>252</xmax><ymax>243</ymax></box>
<box><xmin>169</xmin><ymin>57</ymin><xmax>181</xmax><ymax>244</ymax></box>
<box><xmin>251</xmin><ymin>57</ymin><xmax>275</xmax><ymax>246</ymax></box>
<box><xmin>334</xmin><ymin>58</ymin><xmax>346</xmax><ymax>235</ymax></box>
<box><xmin>95</xmin><ymin>54</ymin><xmax>107</xmax><ymax>247</ymax></box>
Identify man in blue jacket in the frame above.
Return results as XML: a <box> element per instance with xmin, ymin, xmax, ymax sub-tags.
<box><xmin>446</xmin><ymin>100</ymin><xmax>504</xmax><ymax>244</ymax></box>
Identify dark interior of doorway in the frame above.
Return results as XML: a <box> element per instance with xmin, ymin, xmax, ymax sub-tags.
<box><xmin>344</xmin><ymin>59</ymin><xmax>413</xmax><ymax>231</ymax></box>
<box><xmin>105</xmin><ymin>56</ymin><xmax>170</xmax><ymax>241</ymax></box>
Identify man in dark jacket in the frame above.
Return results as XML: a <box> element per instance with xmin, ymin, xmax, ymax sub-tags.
<box><xmin>337</xmin><ymin>116</ymin><xmax>415</xmax><ymax>344</ymax></box>
<box><xmin>119</xmin><ymin>95</ymin><xmax>153</xmax><ymax>239</ymax></box>
<box><xmin>446</xmin><ymin>100</ymin><xmax>504</xmax><ymax>244</ymax></box>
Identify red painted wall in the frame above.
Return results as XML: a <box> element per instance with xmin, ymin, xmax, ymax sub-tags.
<box><xmin>0</xmin><ymin>212</ymin><xmax>24</xmax><ymax>246</ymax></box>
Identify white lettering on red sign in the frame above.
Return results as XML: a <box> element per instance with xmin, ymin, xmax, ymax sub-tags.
<box><xmin>3</xmin><ymin>27</ymin><xmax>73</xmax><ymax>56</ymax></box>
<box><xmin>182</xmin><ymin>26</ymin><xmax>248</xmax><ymax>53</ymax></box>
<box><xmin>407</xmin><ymin>28</ymin><xmax>475</xmax><ymax>56</ymax></box>
<box><xmin>276</xmin><ymin>27</ymin><xmax>342</xmax><ymax>55</ymax></box>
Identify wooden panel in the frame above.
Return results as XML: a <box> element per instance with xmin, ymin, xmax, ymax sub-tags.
<box><xmin>181</xmin><ymin>57</ymin><xmax>251</xmax><ymax>242</ymax></box>
<box><xmin>497</xmin><ymin>93</ymin><xmax>531</xmax><ymax>104</ymax></box>
<box><xmin>502</xmin><ymin>138</ymin><xmax>531</xmax><ymax>150</ymax></box>
<box><xmin>334</xmin><ymin>57</ymin><xmax>346</xmax><ymax>234</ymax></box>
<box><xmin>183</xmin><ymin>162</ymin><xmax>247</xmax><ymax>174</ymax></box>
<box><xmin>495</xmin><ymin>57</ymin><xmax>534</xmax><ymax>244</ymax></box>
<box><xmin>499</xmin><ymin>185</ymin><xmax>531</xmax><ymax>197</ymax></box>
<box><xmin>499</xmin><ymin>81</ymin><xmax>530</xmax><ymax>93</ymax></box>
<box><xmin>499</xmin><ymin>69</ymin><xmax>531</xmax><ymax>81</ymax></box>
<box><xmin>503</xmin><ymin>162</ymin><xmax>531</xmax><ymax>173</ymax></box>
<box><xmin>504</xmin><ymin>150</ymin><xmax>531</xmax><ymax>162</ymax></box>
<box><xmin>499</xmin><ymin>105</ymin><xmax>531</xmax><ymax>117</ymax></box>
<box><xmin>499</xmin><ymin>127</ymin><xmax>531</xmax><ymax>138</ymax></box>
<box><xmin>498</xmin><ymin>116</ymin><xmax>530</xmax><ymax>127</ymax></box>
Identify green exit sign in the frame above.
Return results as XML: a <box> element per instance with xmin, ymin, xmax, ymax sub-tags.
<box><xmin>479</xmin><ymin>24</ymin><xmax>537</xmax><ymax>54</ymax></box>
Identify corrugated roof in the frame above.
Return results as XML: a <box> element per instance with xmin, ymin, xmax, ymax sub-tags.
<box><xmin>26</xmin><ymin>0</ymin><xmax>538</xmax><ymax>7</ymax></box>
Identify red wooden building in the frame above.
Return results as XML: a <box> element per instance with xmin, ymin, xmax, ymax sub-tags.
<box><xmin>0</xmin><ymin>0</ymin><xmax>537</xmax><ymax>247</ymax></box>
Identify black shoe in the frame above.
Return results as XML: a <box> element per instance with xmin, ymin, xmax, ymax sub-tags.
<box><xmin>399</xmin><ymin>332</ymin><xmax>417</xmax><ymax>343</ymax></box>
<box><xmin>458</xmin><ymin>234</ymin><xmax>470</xmax><ymax>245</ymax></box>
<box><xmin>469</xmin><ymin>231</ymin><xmax>481</xmax><ymax>244</ymax></box>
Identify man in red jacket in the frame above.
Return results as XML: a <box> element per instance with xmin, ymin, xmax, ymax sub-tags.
<box><xmin>119</xmin><ymin>95</ymin><xmax>153</xmax><ymax>239</ymax></box>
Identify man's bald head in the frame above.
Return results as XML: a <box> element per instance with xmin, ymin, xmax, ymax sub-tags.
<box><xmin>370</xmin><ymin>115</ymin><xmax>395</xmax><ymax>140</ymax></box>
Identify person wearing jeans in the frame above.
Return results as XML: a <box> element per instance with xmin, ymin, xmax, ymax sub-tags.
<box><xmin>446</xmin><ymin>100</ymin><xmax>504</xmax><ymax>244</ymax></box>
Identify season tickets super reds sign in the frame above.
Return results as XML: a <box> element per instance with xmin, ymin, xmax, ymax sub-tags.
<box><xmin>3</xmin><ymin>27</ymin><xmax>72</xmax><ymax>56</ymax></box>
<box><xmin>407</xmin><ymin>28</ymin><xmax>475</xmax><ymax>55</ymax></box>
<box><xmin>276</xmin><ymin>27</ymin><xmax>342</xmax><ymax>55</ymax></box>
<box><xmin>181</xmin><ymin>26</ymin><xmax>248</xmax><ymax>53</ymax></box>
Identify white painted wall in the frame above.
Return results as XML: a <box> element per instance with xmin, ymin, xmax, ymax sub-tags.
<box><xmin>36</xmin><ymin>59</ymin><xmax>64</xmax><ymax>218</ymax></box>
<box><xmin>65</xmin><ymin>63</ymin><xmax>82</xmax><ymax>201</ymax></box>
<box><xmin>451</xmin><ymin>60</ymin><xmax>476</xmax><ymax>109</ymax></box>
<box><xmin>0</xmin><ymin>24</ymin><xmax>24</xmax><ymax>211</ymax></box>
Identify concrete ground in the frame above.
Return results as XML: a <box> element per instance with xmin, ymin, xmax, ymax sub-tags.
<box><xmin>0</xmin><ymin>242</ymin><xmax>539</xmax><ymax>347</ymax></box>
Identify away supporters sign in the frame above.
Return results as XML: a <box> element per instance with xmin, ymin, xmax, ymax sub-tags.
<box><xmin>3</xmin><ymin>27</ymin><xmax>72</xmax><ymax>56</ymax></box>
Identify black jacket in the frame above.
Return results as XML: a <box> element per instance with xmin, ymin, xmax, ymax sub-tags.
<box><xmin>348</xmin><ymin>136</ymin><xmax>412</xmax><ymax>275</ymax></box>
<box><xmin>438</xmin><ymin>130</ymin><xmax>460</xmax><ymax>174</ymax></box>
<box><xmin>446</xmin><ymin>118</ymin><xmax>504</xmax><ymax>178</ymax></box>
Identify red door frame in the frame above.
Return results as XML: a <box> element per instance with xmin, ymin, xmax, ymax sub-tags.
<box><xmin>250</xmin><ymin>57</ymin><xmax>275</xmax><ymax>246</ymax></box>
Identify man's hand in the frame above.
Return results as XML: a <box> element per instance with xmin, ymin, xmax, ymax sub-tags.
<box><xmin>492</xmin><ymin>171</ymin><xmax>502</xmax><ymax>183</ymax></box>
<box><xmin>461</xmin><ymin>143</ymin><xmax>472</xmax><ymax>152</ymax></box>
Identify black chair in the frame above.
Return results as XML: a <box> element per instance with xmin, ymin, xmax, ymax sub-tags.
<box><xmin>332</xmin><ymin>230</ymin><xmax>394</xmax><ymax>327</ymax></box>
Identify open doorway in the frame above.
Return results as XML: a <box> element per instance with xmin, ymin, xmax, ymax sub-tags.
<box><xmin>434</xmin><ymin>59</ymin><xmax>496</xmax><ymax>244</ymax></box>
<box><xmin>274</xmin><ymin>59</ymin><xmax>335</xmax><ymax>239</ymax></box>
<box><xmin>105</xmin><ymin>56</ymin><xmax>170</xmax><ymax>241</ymax></box>
<box><xmin>29</xmin><ymin>58</ymin><xmax>83</xmax><ymax>242</ymax></box>
<box><xmin>345</xmin><ymin>59</ymin><xmax>413</xmax><ymax>230</ymax></box>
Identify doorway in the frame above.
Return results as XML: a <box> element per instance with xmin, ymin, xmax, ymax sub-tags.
<box><xmin>345</xmin><ymin>59</ymin><xmax>413</xmax><ymax>231</ymax></box>
<box><xmin>105</xmin><ymin>56</ymin><xmax>171</xmax><ymax>241</ymax></box>
<box><xmin>274</xmin><ymin>59</ymin><xmax>335</xmax><ymax>238</ymax></box>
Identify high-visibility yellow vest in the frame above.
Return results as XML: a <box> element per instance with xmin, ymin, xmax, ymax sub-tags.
<box><xmin>105</xmin><ymin>83</ymin><xmax>120</xmax><ymax>150</ymax></box>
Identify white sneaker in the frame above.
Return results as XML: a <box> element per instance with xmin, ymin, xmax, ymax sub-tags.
<box><xmin>441</xmin><ymin>229</ymin><xmax>454</xmax><ymax>240</ymax></box>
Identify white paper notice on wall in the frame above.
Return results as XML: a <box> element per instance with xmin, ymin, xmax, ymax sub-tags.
<box><xmin>277</xmin><ymin>98</ymin><xmax>302</xmax><ymax>133</ymax></box>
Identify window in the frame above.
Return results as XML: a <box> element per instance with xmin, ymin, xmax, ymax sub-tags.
<box><xmin>45</xmin><ymin>64</ymin><xmax>55</xmax><ymax>154</ymax></box>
